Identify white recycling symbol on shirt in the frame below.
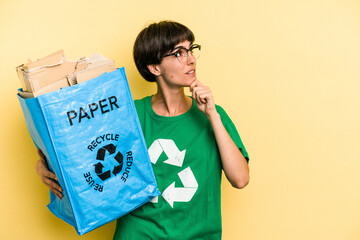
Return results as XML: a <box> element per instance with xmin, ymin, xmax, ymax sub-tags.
<box><xmin>148</xmin><ymin>139</ymin><xmax>198</xmax><ymax>208</ymax></box>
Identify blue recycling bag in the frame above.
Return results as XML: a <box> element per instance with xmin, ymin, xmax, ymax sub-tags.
<box><xmin>18</xmin><ymin>68</ymin><xmax>160</xmax><ymax>235</ymax></box>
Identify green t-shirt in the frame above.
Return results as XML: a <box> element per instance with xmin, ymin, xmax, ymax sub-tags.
<box><xmin>113</xmin><ymin>96</ymin><xmax>249</xmax><ymax>240</ymax></box>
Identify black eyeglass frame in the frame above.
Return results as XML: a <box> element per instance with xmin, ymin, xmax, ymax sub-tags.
<box><xmin>162</xmin><ymin>44</ymin><xmax>201</xmax><ymax>61</ymax></box>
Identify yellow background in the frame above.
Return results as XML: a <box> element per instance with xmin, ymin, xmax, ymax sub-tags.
<box><xmin>1</xmin><ymin>0</ymin><xmax>359</xmax><ymax>239</ymax></box>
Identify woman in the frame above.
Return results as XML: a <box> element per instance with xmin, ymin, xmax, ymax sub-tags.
<box><xmin>36</xmin><ymin>20</ymin><xmax>250</xmax><ymax>239</ymax></box>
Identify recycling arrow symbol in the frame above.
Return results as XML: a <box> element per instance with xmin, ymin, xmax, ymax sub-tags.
<box><xmin>94</xmin><ymin>144</ymin><xmax>123</xmax><ymax>181</ymax></box>
<box><xmin>148</xmin><ymin>139</ymin><xmax>198</xmax><ymax>208</ymax></box>
<box><xmin>148</xmin><ymin>139</ymin><xmax>186</xmax><ymax>167</ymax></box>
<box><xmin>162</xmin><ymin>166</ymin><xmax>198</xmax><ymax>208</ymax></box>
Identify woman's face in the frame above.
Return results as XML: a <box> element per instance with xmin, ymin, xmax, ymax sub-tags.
<box><xmin>157</xmin><ymin>41</ymin><xmax>197</xmax><ymax>87</ymax></box>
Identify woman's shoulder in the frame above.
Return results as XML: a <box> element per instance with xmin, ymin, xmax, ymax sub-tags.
<box><xmin>134</xmin><ymin>95</ymin><xmax>151</xmax><ymax>106</ymax></box>
<box><xmin>134</xmin><ymin>95</ymin><xmax>152</xmax><ymax>113</ymax></box>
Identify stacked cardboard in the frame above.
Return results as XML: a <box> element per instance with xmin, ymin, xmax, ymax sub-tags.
<box><xmin>16</xmin><ymin>50</ymin><xmax>116</xmax><ymax>98</ymax></box>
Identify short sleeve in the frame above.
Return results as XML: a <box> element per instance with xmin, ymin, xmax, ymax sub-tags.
<box><xmin>215</xmin><ymin>105</ymin><xmax>249</xmax><ymax>163</ymax></box>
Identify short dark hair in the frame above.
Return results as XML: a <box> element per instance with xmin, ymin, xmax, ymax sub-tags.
<box><xmin>133</xmin><ymin>21</ymin><xmax>195</xmax><ymax>82</ymax></box>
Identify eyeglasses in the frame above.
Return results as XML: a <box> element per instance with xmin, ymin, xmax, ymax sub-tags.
<box><xmin>163</xmin><ymin>44</ymin><xmax>201</xmax><ymax>63</ymax></box>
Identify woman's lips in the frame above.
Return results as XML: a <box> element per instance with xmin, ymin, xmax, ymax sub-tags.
<box><xmin>186</xmin><ymin>70</ymin><xmax>195</xmax><ymax>75</ymax></box>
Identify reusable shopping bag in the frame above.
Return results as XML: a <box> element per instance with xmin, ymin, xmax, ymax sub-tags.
<box><xmin>18</xmin><ymin>68</ymin><xmax>160</xmax><ymax>235</ymax></box>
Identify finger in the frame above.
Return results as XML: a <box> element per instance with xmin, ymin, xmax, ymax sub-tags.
<box><xmin>37</xmin><ymin>148</ymin><xmax>46</xmax><ymax>160</ymax></box>
<box><xmin>50</xmin><ymin>187</ymin><xmax>63</xmax><ymax>199</ymax></box>
<box><xmin>37</xmin><ymin>149</ymin><xmax>48</xmax><ymax>170</ymax></box>
<box><xmin>44</xmin><ymin>180</ymin><xmax>63</xmax><ymax>199</ymax></box>
<box><xmin>35</xmin><ymin>159</ymin><xmax>45</xmax><ymax>176</ymax></box>
<box><xmin>42</xmin><ymin>177</ymin><xmax>63</xmax><ymax>193</ymax></box>
<box><xmin>42</xmin><ymin>176</ymin><xmax>63</xmax><ymax>199</ymax></box>
<box><xmin>36</xmin><ymin>160</ymin><xmax>60</xmax><ymax>187</ymax></box>
<box><xmin>45</xmin><ymin>170</ymin><xmax>59</xmax><ymax>181</ymax></box>
<box><xmin>192</xmin><ymin>87</ymin><xmax>211</xmax><ymax>104</ymax></box>
<box><xmin>198</xmin><ymin>92</ymin><xmax>212</xmax><ymax>104</ymax></box>
<box><xmin>36</xmin><ymin>160</ymin><xmax>54</xmax><ymax>180</ymax></box>
<box><xmin>39</xmin><ymin>163</ymin><xmax>58</xmax><ymax>181</ymax></box>
<box><xmin>193</xmin><ymin>88</ymin><xmax>204</xmax><ymax>104</ymax></box>
<box><xmin>191</xmin><ymin>86</ymin><xmax>200</xmax><ymax>104</ymax></box>
<box><xmin>189</xmin><ymin>79</ymin><xmax>202</xmax><ymax>92</ymax></box>
<box><xmin>36</xmin><ymin>157</ymin><xmax>59</xmax><ymax>181</ymax></box>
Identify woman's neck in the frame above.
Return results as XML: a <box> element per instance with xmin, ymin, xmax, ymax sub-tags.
<box><xmin>152</xmin><ymin>85</ymin><xmax>192</xmax><ymax>117</ymax></box>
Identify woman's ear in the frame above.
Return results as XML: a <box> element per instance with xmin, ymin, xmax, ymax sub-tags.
<box><xmin>147</xmin><ymin>64</ymin><xmax>161</xmax><ymax>76</ymax></box>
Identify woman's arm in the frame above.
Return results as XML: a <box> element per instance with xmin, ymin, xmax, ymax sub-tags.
<box><xmin>36</xmin><ymin>149</ymin><xmax>63</xmax><ymax>199</ymax></box>
<box><xmin>207</xmin><ymin>113</ymin><xmax>249</xmax><ymax>188</ymax></box>
<box><xmin>190</xmin><ymin>80</ymin><xmax>250</xmax><ymax>188</ymax></box>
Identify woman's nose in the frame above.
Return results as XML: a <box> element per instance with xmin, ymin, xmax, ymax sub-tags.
<box><xmin>186</xmin><ymin>51</ymin><xmax>196</xmax><ymax>64</ymax></box>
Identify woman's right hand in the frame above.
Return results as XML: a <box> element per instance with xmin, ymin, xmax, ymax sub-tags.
<box><xmin>36</xmin><ymin>149</ymin><xmax>63</xmax><ymax>199</ymax></box>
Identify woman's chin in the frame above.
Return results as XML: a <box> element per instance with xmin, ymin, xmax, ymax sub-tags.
<box><xmin>182</xmin><ymin>76</ymin><xmax>196</xmax><ymax>86</ymax></box>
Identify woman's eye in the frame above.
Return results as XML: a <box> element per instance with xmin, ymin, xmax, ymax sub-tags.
<box><xmin>174</xmin><ymin>51</ymin><xmax>182</xmax><ymax>57</ymax></box>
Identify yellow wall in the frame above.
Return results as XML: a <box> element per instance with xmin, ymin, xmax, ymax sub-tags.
<box><xmin>1</xmin><ymin>0</ymin><xmax>359</xmax><ymax>239</ymax></box>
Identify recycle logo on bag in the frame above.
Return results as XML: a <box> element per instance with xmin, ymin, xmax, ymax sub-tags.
<box><xmin>83</xmin><ymin>133</ymin><xmax>134</xmax><ymax>192</ymax></box>
<box><xmin>94</xmin><ymin>144</ymin><xmax>123</xmax><ymax>181</ymax></box>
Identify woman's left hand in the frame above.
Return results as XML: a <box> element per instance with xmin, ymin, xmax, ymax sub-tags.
<box><xmin>189</xmin><ymin>79</ymin><xmax>217</xmax><ymax>118</ymax></box>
